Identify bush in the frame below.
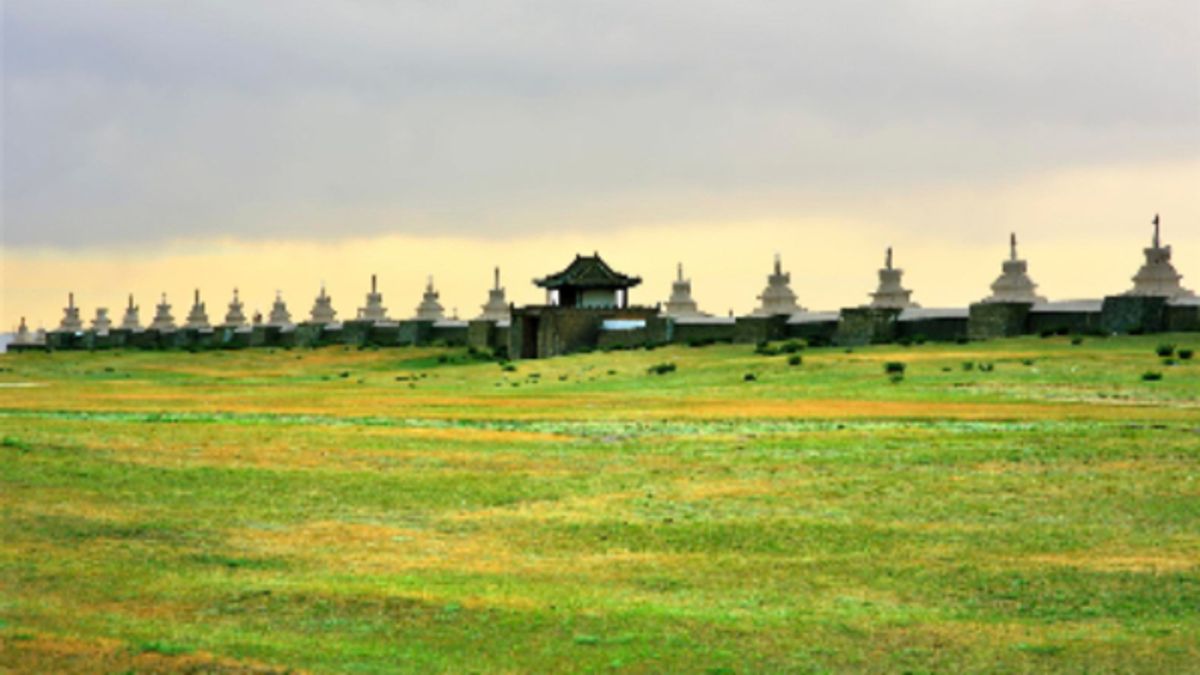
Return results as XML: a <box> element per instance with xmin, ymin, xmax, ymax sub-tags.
<box><xmin>1039</xmin><ymin>330</ymin><xmax>1054</xmax><ymax>338</ymax></box>
<box><xmin>978</xmin><ymin>362</ymin><xmax>995</xmax><ymax>372</ymax></box>
<box><xmin>780</xmin><ymin>340</ymin><xmax>806</xmax><ymax>354</ymax></box>
<box><xmin>743</xmin><ymin>373</ymin><xmax>757</xmax><ymax>382</ymax></box>
<box><xmin>501</xmin><ymin>363</ymin><xmax>517</xmax><ymax>372</ymax></box>
<box><xmin>884</xmin><ymin>362</ymin><xmax>906</xmax><ymax>375</ymax></box>
<box><xmin>1141</xmin><ymin>371</ymin><xmax>1163</xmax><ymax>382</ymax></box>
<box><xmin>1156</xmin><ymin>344</ymin><xmax>1175</xmax><ymax>358</ymax></box>
<box><xmin>1070</xmin><ymin>336</ymin><xmax>1084</xmax><ymax>346</ymax></box>
<box><xmin>754</xmin><ymin>341</ymin><xmax>779</xmax><ymax>356</ymax></box>
<box><xmin>889</xmin><ymin>374</ymin><xmax>904</xmax><ymax>384</ymax></box>
<box><xmin>1179</xmin><ymin>349</ymin><xmax>1194</xmax><ymax>360</ymax></box>
<box><xmin>647</xmin><ymin>362</ymin><xmax>677</xmax><ymax>375</ymax></box>
<box><xmin>787</xmin><ymin>355</ymin><xmax>803</xmax><ymax>366</ymax></box>
<box><xmin>962</xmin><ymin>362</ymin><xmax>975</xmax><ymax>371</ymax></box>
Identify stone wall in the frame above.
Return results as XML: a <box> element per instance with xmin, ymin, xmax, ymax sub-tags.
<box><xmin>673</xmin><ymin>321</ymin><xmax>736</xmax><ymax>345</ymax></box>
<box><xmin>1166</xmin><ymin>304</ymin><xmax>1200</xmax><ymax>332</ymax></box>
<box><xmin>897</xmin><ymin>317</ymin><xmax>969</xmax><ymax>342</ymax></box>
<box><xmin>785</xmin><ymin>320</ymin><xmax>838</xmax><ymax>345</ymax></box>
<box><xmin>1027</xmin><ymin>310</ymin><xmax>1102</xmax><ymax>336</ymax></box>
<box><xmin>834</xmin><ymin>308</ymin><xmax>900</xmax><ymax>346</ymax></box>
<box><xmin>968</xmin><ymin>302</ymin><xmax>1032</xmax><ymax>340</ymax></box>
<box><xmin>1101</xmin><ymin>295</ymin><xmax>1168</xmax><ymax>334</ymax></box>
<box><xmin>734</xmin><ymin>316</ymin><xmax>789</xmax><ymax>344</ymax></box>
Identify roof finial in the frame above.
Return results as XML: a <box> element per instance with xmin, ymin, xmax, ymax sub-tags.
<box><xmin>194</xmin><ymin>288</ymin><xmax>200</xmax><ymax>304</ymax></box>
<box><xmin>886</xmin><ymin>246</ymin><xmax>893</xmax><ymax>270</ymax></box>
<box><xmin>68</xmin><ymin>292</ymin><xmax>75</xmax><ymax>308</ymax></box>
<box><xmin>1153</xmin><ymin>213</ymin><xmax>1161</xmax><ymax>248</ymax></box>
<box><xmin>773</xmin><ymin>253</ymin><xmax>781</xmax><ymax>275</ymax></box>
<box><xmin>371</xmin><ymin>274</ymin><xmax>377</xmax><ymax>293</ymax></box>
<box><xmin>677</xmin><ymin>262</ymin><xmax>683</xmax><ymax>282</ymax></box>
<box><xmin>494</xmin><ymin>266</ymin><xmax>500</xmax><ymax>290</ymax></box>
<box><xmin>1010</xmin><ymin>233</ymin><xmax>1017</xmax><ymax>261</ymax></box>
<box><xmin>128</xmin><ymin>293</ymin><xmax>134</xmax><ymax>309</ymax></box>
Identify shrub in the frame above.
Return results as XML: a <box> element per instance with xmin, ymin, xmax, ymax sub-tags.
<box><xmin>743</xmin><ymin>373</ymin><xmax>757</xmax><ymax>382</ymax></box>
<box><xmin>437</xmin><ymin>354</ymin><xmax>450</xmax><ymax>364</ymax></box>
<box><xmin>978</xmin><ymin>362</ymin><xmax>995</xmax><ymax>372</ymax></box>
<box><xmin>1163</xmin><ymin>358</ymin><xmax>1177</xmax><ymax>366</ymax></box>
<box><xmin>1156</xmin><ymin>344</ymin><xmax>1175</xmax><ymax>358</ymax></box>
<box><xmin>1070</xmin><ymin>336</ymin><xmax>1084</xmax><ymax>346</ymax></box>
<box><xmin>1039</xmin><ymin>330</ymin><xmax>1054</xmax><ymax>338</ymax></box>
<box><xmin>754</xmin><ymin>341</ymin><xmax>779</xmax><ymax>356</ymax></box>
<box><xmin>955</xmin><ymin>337</ymin><xmax>969</xmax><ymax>345</ymax></box>
<box><xmin>780</xmin><ymin>340</ymin><xmax>806</xmax><ymax>354</ymax></box>
<box><xmin>884</xmin><ymin>362</ymin><xmax>906</xmax><ymax>375</ymax></box>
<box><xmin>787</xmin><ymin>355</ymin><xmax>803</xmax><ymax>366</ymax></box>
<box><xmin>889</xmin><ymin>374</ymin><xmax>904</xmax><ymax>384</ymax></box>
<box><xmin>1179</xmin><ymin>349</ymin><xmax>1194</xmax><ymax>360</ymax></box>
<box><xmin>1141</xmin><ymin>371</ymin><xmax>1163</xmax><ymax>382</ymax></box>
<box><xmin>962</xmin><ymin>362</ymin><xmax>975</xmax><ymax>371</ymax></box>
<box><xmin>501</xmin><ymin>363</ymin><xmax>517</xmax><ymax>372</ymax></box>
<box><xmin>647</xmin><ymin>362</ymin><xmax>677</xmax><ymax>375</ymax></box>
<box><xmin>1022</xmin><ymin>359</ymin><xmax>1035</xmax><ymax>366</ymax></box>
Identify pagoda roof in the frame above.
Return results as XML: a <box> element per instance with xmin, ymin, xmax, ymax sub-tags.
<box><xmin>534</xmin><ymin>253</ymin><xmax>642</xmax><ymax>289</ymax></box>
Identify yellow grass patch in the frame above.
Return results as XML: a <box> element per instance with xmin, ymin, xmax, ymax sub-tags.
<box><xmin>0</xmin><ymin>632</ymin><xmax>291</xmax><ymax>674</ymax></box>
<box><xmin>1026</xmin><ymin>552</ymin><xmax>1198</xmax><ymax>573</ymax></box>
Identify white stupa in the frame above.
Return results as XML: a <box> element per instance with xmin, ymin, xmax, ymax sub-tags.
<box><xmin>267</xmin><ymin>291</ymin><xmax>293</xmax><ymax>328</ymax></box>
<box><xmin>91</xmin><ymin>307</ymin><xmax>112</xmax><ymax>334</ymax></box>
<box><xmin>184</xmin><ymin>289</ymin><xmax>211</xmax><ymax>330</ymax></box>
<box><xmin>13</xmin><ymin>317</ymin><xmax>33</xmax><ymax>345</ymax></box>
<box><xmin>58</xmin><ymin>293</ymin><xmax>84</xmax><ymax>332</ymax></box>
<box><xmin>868</xmin><ymin>247</ymin><xmax>918</xmax><ymax>309</ymax></box>
<box><xmin>753</xmin><ymin>254</ymin><xmax>804</xmax><ymax>316</ymax></box>
<box><xmin>1126</xmin><ymin>215</ymin><xmax>1194</xmax><ymax>299</ymax></box>
<box><xmin>477</xmin><ymin>267</ymin><xmax>510</xmax><ymax>322</ymax></box>
<box><xmin>120</xmin><ymin>294</ymin><xmax>141</xmax><ymax>330</ymax></box>
<box><xmin>34</xmin><ymin>327</ymin><xmax>47</xmax><ymax>345</ymax></box>
<box><xmin>310</xmin><ymin>283</ymin><xmax>338</xmax><ymax>325</ymax></box>
<box><xmin>223</xmin><ymin>288</ymin><xmax>248</xmax><ymax>328</ymax></box>
<box><xmin>149</xmin><ymin>293</ymin><xmax>176</xmax><ymax>331</ymax></box>
<box><xmin>663</xmin><ymin>262</ymin><xmax>706</xmax><ymax>318</ymax></box>
<box><xmin>415</xmin><ymin>276</ymin><xmax>445</xmax><ymax>321</ymax></box>
<box><xmin>357</xmin><ymin>274</ymin><xmax>388</xmax><ymax>323</ymax></box>
<box><xmin>982</xmin><ymin>233</ymin><xmax>1046</xmax><ymax>304</ymax></box>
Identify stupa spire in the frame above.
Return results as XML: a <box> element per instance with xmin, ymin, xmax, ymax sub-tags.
<box><xmin>310</xmin><ymin>282</ymin><xmax>338</xmax><ymax>325</ymax></box>
<box><xmin>357</xmin><ymin>274</ymin><xmax>388</xmax><ymax>322</ymax></box>
<box><xmin>415</xmin><ymin>275</ymin><xmax>445</xmax><ymax>321</ymax></box>
<box><xmin>1126</xmin><ymin>213</ymin><xmax>1194</xmax><ymax>298</ymax></box>
<box><xmin>478</xmin><ymin>266</ymin><xmax>510</xmax><ymax>322</ymax></box>
<box><xmin>754</xmin><ymin>254</ymin><xmax>803</xmax><ymax>316</ymax></box>
<box><xmin>868</xmin><ymin>247</ymin><xmax>917</xmax><ymax>309</ymax></box>
<box><xmin>663</xmin><ymin>262</ymin><xmax>707</xmax><ymax>318</ymax></box>
<box><xmin>982</xmin><ymin>233</ymin><xmax>1045</xmax><ymax>304</ymax></box>
<box><xmin>150</xmin><ymin>292</ymin><xmax>176</xmax><ymax>331</ymax></box>
<box><xmin>121</xmin><ymin>294</ymin><xmax>141</xmax><ymax>330</ymax></box>
<box><xmin>58</xmin><ymin>292</ymin><xmax>83</xmax><ymax>332</ymax></box>
<box><xmin>184</xmin><ymin>288</ymin><xmax>211</xmax><ymax>330</ymax></box>
<box><xmin>267</xmin><ymin>290</ymin><xmax>293</xmax><ymax>327</ymax></box>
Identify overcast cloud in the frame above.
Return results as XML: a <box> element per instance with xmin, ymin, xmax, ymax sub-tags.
<box><xmin>3</xmin><ymin>0</ymin><xmax>1198</xmax><ymax>248</ymax></box>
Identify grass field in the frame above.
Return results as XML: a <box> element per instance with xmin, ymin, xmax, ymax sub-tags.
<box><xmin>1</xmin><ymin>335</ymin><xmax>1198</xmax><ymax>672</ymax></box>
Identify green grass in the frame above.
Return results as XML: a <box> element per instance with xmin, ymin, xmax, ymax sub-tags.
<box><xmin>1</xmin><ymin>335</ymin><xmax>1198</xmax><ymax>672</ymax></box>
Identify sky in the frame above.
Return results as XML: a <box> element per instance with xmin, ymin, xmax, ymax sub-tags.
<box><xmin>3</xmin><ymin>0</ymin><xmax>1199</xmax><ymax>329</ymax></box>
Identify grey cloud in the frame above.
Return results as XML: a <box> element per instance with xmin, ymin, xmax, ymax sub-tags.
<box><xmin>3</xmin><ymin>0</ymin><xmax>1198</xmax><ymax>247</ymax></box>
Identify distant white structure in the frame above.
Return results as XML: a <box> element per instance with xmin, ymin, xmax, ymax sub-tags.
<box><xmin>1126</xmin><ymin>215</ymin><xmax>1194</xmax><ymax>299</ymax></box>
<box><xmin>120</xmin><ymin>294</ymin><xmax>141</xmax><ymax>330</ymax></box>
<box><xmin>754</xmin><ymin>254</ymin><xmax>803</xmax><ymax>316</ymax></box>
<box><xmin>868</xmin><ymin>247</ymin><xmax>918</xmax><ymax>309</ymax></box>
<box><xmin>58</xmin><ymin>293</ymin><xmax>84</xmax><ymax>332</ymax></box>
<box><xmin>267</xmin><ymin>291</ymin><xmax>293</xmax><ymax>328</ymax></box>
<box><xmin>91</xmin><ymin>307</ymin><xmax>112</xmax><ymax>334</ymax></box>
<box><xmin>150</xmin><ymin>293</ymin><xmax>176</xmax><ymax>331</ymax></box>
<box><xmin>310</xmin><ymin>283</ymin><xmax>337</xmax><ymax>325</ymax></box>
<box><xmin>13</xmin><ymin>317</ymin><xmax>33</xmax><ymax>345</ymax></box>
<box><xmin>982</xmin><ymin>233</ymin><xmax>1046</xmax><ymax>304</ymax></box>
<box><xmin>663</xmin><ymin>263</ymin><xmax>707</xmax><ymax>318</ymax></box>
<box><xmin>477</xmin><ymin>267</ymin><xmax>510</xmax><ymax>322</ymax></box>
<box><xmin>415</xmin><ymin>276</ymin><xmax>445</xmax><ymax>321</ymax></box>
<box><xmin>223</xmin><ymin>288</ymin><xmax>248</xmax><ymax>328</ymax></box>
<box><xmin>357</xmin><ymin>274</ymin><xmax>388</xmax><ymax>323</ymax></box>
<box><xmin>184</xmin><ymin>289</ymin><xmax>211</xmax><ymax>330</ymax></box>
